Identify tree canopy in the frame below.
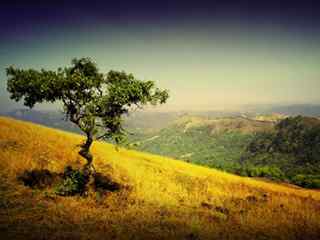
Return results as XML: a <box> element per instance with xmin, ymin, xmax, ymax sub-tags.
<box><xmin>6</xmin><ymin>57</ymin><xmax>169</xmax><ymax>173</ymax></box>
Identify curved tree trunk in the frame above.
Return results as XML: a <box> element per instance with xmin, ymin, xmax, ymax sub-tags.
<box><xmin>79</xmin><ymin>132</ymin><xmax>95</xmax><ymax>175</ymax></box>
<box><xmin>78</xmin><ymin>131</ymin><xmax>96</xmax><ymax>195</ymax></box>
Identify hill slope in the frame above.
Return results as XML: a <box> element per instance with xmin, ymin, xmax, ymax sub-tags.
<box><xmin>128</xmin><ymin>116</ymin><xmax>275</xmax><ymax>171</ymax></box>
<box><xmin>0</xmin><ymin>117</ymin><xmax>320</xmax><ymax>240</ymax></box>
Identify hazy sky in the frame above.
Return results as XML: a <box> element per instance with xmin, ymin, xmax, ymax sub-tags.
<box><xmin>1</xmin><ymin>1</ymin><xmax>320</xmax><ymax>112</ymax></box>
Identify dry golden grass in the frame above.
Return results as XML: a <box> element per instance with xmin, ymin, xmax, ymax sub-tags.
<box><xmin>0</xmin><ymin>116</ymin><xmax>319</xmax><ymax>240</ymax></box>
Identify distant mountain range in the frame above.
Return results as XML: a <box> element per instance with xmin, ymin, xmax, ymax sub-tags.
<box><xmin>2</xmin><ymin>109</ymin><xmax>81</xmax><ymax>133</ymax></box>
<box><xmin>244</xmin><ymin>104</ymin><xmax>320</xmax><ymax>117</ymax></box>
<box><xmin>3</xmin><ymin>103</ymin><xmax>320</xmax><ymax>133</ymax></box>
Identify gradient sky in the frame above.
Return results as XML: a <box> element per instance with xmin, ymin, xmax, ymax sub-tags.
<box><xmin>1</xmin><ymin>0</ymin><xmax>320</xmax><ymax>112</ymax></box>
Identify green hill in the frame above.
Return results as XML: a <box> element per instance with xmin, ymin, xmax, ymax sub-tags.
<box><xmin>240</xmin><ymin>116</ymin><xmax>320</xmax><ymax>188</ymax></box>
<box><xmin>128</xmin><ymin>115</ymin><xmax>320</xmax><ymax>188</ymax></box>
<box><xmin>128</xmin><ymin>116</ymin><xmax>275</xmax><ymax>172</ymax></box>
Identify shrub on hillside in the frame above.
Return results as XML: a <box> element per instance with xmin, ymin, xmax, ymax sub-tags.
<box><xmin>291</xmin><ymin>174</ymin><xmax>320</xmax><ymax>189</ymax></box>
<box><xmin>237</xmin><ymin>165</ymin><xmax>284</xmax><ymax>180</ymax></box>
<box><xmin>54</xmin><ymin>166</ymin><xmax>122</xmax><ymax>196</ymax></box>
<box><xmin>54</xmin><ymin>166</ymin><xmax>88</xmax><ymax>196</ymax></box>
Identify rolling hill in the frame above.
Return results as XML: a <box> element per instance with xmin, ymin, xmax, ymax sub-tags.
<box><xmin>127</xmin><ymin>115</ymin><xmax>276</xmax><ymax>172</ymax></box>
<box><xmin>241</xmin><ymin>116</ymin><xmax>320</xmax><ymax>187</ymax></box>
<box><xmin>128</xmin><ymin>115</ymin><xmax>320</xmax><ymax>188</ymax></box>
<box><xmin>0</xmin><ymin>117</ymin><xmax>320</xmax><ymax>239</ymax></box>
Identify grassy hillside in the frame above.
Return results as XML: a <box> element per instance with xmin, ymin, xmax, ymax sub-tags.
<box><xmin>0</xmin><ymin>117</ymin><xmax>320</xmax><ymax>240</ymax></box>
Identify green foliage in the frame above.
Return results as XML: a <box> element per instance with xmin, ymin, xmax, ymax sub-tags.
<box><xmin>239</xmin><ymin>166</ymin><xmax>285</xmax><ymax>180</ymax></box>
<box><xmin>127</xmin><ymin>125</ymin><xmax>253</xmax><ymax>172</ymax></box>
<box><xmin>247</xmin><ymin>132</ymin><xmax>276</xmax><ymax>154</ymax></box>
<box><xmin>6</xmin><ymin>58</ymin><xmax>168</xmax><ymax>142</ymax></box>
<box><xmin>246</xmin><ymin>116</ymin><xmax>320</xmax><ymax>165</ymax></box>
<box><xmin>291</xmin><ymin>175</ymin><xmax>320</xmax><ymax>189</ymax></box>
<box><xmin>274</xmin><ymin>116</ymin><xmax>320</xmax><ymax>164</ymax></box>
<box><xmin>242</xmin><ymin>116</ymin><xmax>320</xmax><ymax>188</ymax></box>
<box><xmin>54</xmin><ymin>167</ymin><xmax>87</xmax><ymax>196</ymax></box>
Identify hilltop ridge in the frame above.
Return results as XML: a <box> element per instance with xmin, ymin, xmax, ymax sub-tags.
<box><xmin>172</xmin><ymin>115</ymin><xmax>276</xmax><ymax>134</ymax></box>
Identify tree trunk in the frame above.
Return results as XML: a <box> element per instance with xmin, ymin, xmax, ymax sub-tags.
<box><xmin>78</xmin><ymin>131</ymin><xmax>96</xmax><ymax>195</ymax></box>
<box><xmin>79</xmin><ymin>132</ymin><xmax>95</xmax><ymax>175</ymax></box>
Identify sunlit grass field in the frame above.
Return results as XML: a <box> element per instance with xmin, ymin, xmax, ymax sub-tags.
<box><xmin>0</xmin><ymin>116</ymin><xmax>319</xmax><ymax>239</ymax></box>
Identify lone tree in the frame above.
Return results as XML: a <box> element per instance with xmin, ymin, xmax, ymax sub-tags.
<box><xmin>6</xmin><ymin>58</ymin><xmax>169</xmax><ymax>175</ymax></box>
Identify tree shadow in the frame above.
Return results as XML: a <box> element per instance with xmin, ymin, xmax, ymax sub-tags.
<box><xmin>17</xmin><ymin>166</ymin><xmax>122</xmax><ymax>196</ymax></box>
<box><xmin>17</xmin><ymin>169</ymin><xmax>62</xmax><ymax>189</ymax></box>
